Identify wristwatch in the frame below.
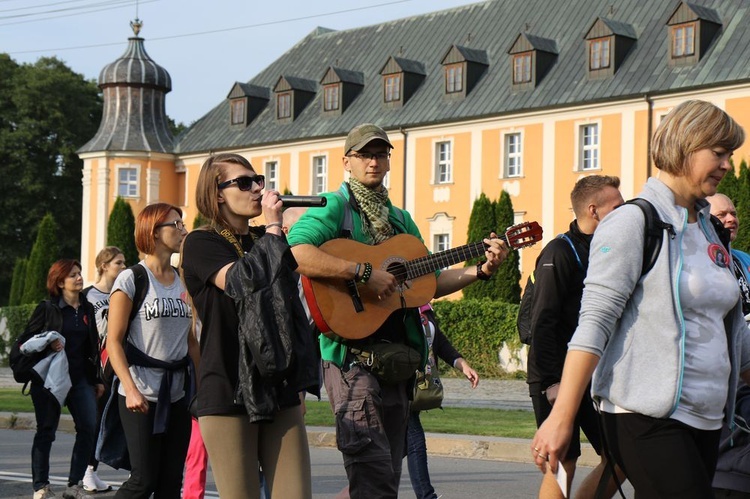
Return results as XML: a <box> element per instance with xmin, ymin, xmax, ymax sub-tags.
<box><xmin>476</xmin><ymin>261</ymin><xmax>492</xmax><ymax>281</ymax></box>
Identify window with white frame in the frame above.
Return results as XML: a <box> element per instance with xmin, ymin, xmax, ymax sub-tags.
<box><xmin>579</xmin><ymin>124</ymin><xmax>600</xmax><ymax>171</ymax></box>
<box><xmin>433</xmin><ymin>234</ymin><xmax>451</xmax><ymax>269</ymax></box>
<box><xmin>118</xmin><ymin>167</ymin><xmax>138</xmax><ymax>197</ymax></box>
<box><xmin>265</xmin><ymin>161</ymin><xmax>278</xmax><ymax>191</ymax></box>
<box><xmin>504</xmin><ymin>133</ymin><xmax>522</xmax><ymax>178</ymax></box>
<box><xmin>312</xmin><ymin>156</ymin><xmax>327</xmax><ymax>195</ymax></box>
<box><xmin>435</xmin><ymin>141</ymin><xmax>452</xmax><ymax>184</ymax></box>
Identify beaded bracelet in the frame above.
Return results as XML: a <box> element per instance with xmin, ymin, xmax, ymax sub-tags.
<box><xmin>359</xmin><ymin>262</ymin><xmax>373</xmax><ymax>284</ymax></box>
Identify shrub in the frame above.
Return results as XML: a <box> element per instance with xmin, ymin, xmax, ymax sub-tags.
<box><xmin>432</xmin><ymin>298</ymin><xmax>521</xmax><ymax>377</ymax></box>
<box><xmin>8</xmin><ymin>258</ymin><xmax>28</xmax><ymax>306</ymax></box>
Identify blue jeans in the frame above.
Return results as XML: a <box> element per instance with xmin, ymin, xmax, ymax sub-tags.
<box><xmin>406</xmin><ymin>411</ymin><xmax>438</xmax><ymax>499</ymax></box>
<box><xmin>31</xmin><ymin>379</ymin><xmax>97</xmax><ymax>491</ymax></box>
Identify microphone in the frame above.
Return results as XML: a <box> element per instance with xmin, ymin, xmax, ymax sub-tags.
<box><xmin>279</xmin><ymin>195</ymin><xmax>327</xmax><ymax>208</ymax></box>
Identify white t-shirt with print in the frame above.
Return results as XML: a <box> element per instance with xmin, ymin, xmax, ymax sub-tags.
<box><xmin>111</xmin><ymin>262</ymin><xmax>191</xmax><ymax>403</ymax></box>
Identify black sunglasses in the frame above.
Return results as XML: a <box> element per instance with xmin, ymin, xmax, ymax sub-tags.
<box><xmin>217</xmin><ymin>175</ymin><xmax>265</xmax><ymax>191</ymax></box>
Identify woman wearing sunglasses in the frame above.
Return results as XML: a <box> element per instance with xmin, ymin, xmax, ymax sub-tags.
<box><xmin>106</xmin><ymin>203</ymin><xmax>200</xmax><ymax>498</ymax></box>
<box><xmin>181</xmin><ymin>153</ymin><xmax>319</xmax><ymax>499</ymax></box>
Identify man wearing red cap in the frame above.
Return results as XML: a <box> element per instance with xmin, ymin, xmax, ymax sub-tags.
<box><xmin>288</xmin><ymin>123</ymin><xmax>508</xmax><ymax>498</ymax></box>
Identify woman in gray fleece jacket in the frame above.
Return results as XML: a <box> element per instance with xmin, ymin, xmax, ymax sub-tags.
<box><xmin>531</xmin><ymin>100</ymin><xmax>750</xmax><ymax>498</ymax></box>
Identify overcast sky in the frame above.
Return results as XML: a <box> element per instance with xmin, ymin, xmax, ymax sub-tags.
<box><xmin>2</xmin><ymin>0</ymin><xmax>478</xmax><ymax>125</ymax></box>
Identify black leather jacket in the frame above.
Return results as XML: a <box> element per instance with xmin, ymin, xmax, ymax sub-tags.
<box><xmin>224</xmin><ymin>234</ymin><xmax>320</xmax><ymax>423</ymax></box>
<box><xmin>23</xmin><ymin>294</ymin><xmax>103</xmax><ymax>386</ymax></box>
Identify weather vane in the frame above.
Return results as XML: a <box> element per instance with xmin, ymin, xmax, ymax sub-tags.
<box><xmin>130</xmin><ymin>0</ymin><xmax>142</xmax><ymax>36</ymax></box>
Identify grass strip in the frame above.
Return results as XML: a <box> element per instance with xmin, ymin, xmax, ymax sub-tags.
<box><xmin>0</xmin><ymin>390</ymin><xmax>539</xmax><ymax>439</ymax></box>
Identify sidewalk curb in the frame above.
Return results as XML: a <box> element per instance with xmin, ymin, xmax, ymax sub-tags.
<box><xmin>0</xmin><ymin>413</ymin><xmax>601</xmax><ymax>467</ymax></box>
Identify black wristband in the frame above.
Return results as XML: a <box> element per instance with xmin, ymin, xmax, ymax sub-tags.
<box><xmin>360</xmin><ymin>262</ymin><xmax>373</xmax><ymax>284</ymax></box>
<box><xmin>476</xmin><ymin>261</ymin><xmax>491</xmax><ymax>281</ymax></box>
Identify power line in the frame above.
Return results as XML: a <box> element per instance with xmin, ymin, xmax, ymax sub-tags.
<box><xmin>7</xmin><ymin>0</ymin><xmax>417</xmax><ymax>54</ymax></box>
<box><xmin>0</xmin><ymin>0</ymin><xmax>128</xmax><ymax>15</ymax></box>
<box><xmin>0</xmin><ymin>0</ymin><xmax>151</xmax><ymax>26</ymax></box>
<box><xmin>0</xmin><ymin>0</ymin><xmax>137</xmax><ymax>20</ymax></box>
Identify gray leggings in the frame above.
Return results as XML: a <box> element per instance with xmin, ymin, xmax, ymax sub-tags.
<box><xmin>199</xmin><ymin>407</ymin><xmax>311</xmax><ymax>499</ymax></box>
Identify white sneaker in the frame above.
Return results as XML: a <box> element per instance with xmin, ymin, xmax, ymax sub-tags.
<box><xmin>32</xmin><ymin>485</ymin><xmax>55</xmax><ymax>499</ymax></box>
<box><xmin>62</xmin><ymin>484</ymin><xmax>88</xmax><ymax>498</ymax></box>
<box><xmin>82</xmin><ymin>466</ymin><xmax>112</xmax><ymax>492</ymax></box>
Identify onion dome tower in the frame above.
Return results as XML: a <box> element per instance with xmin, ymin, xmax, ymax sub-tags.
<box><xmin>78</xmin><ymin>19</ymin><xmax>179</xmax><ymax>284</ymax></box>
<box><xmin>79</xmin><ymin>18</ymin><xmax>173</xmax><ymax>152</ymax></box>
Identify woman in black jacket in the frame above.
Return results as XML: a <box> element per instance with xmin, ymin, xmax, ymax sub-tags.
<box><xmin>24</xmin><ymin>259</ymin><xmax>103</xmax><ymax>499</ymax></box>
<box><xmin>181</xmin><ymin>153</ymin><xmax>318</xmax><ymax>499</ymax></box>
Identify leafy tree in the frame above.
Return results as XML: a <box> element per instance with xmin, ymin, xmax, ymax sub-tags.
<box><xmin>108</xmin><ymin>197</ymin><xmax>139</xmax><ymax>266</ymax></box>
<box><xmin>493</xmin><ymin>191</ymin><xmax>522</xmax><ymax>304</ymax></box>
<box><xmin>463</xmin><ymin>193</ymin><xmax>496</xmax><ymax>300</ymax></box>
<box><xmin>22</xmin><ymin>213</ymin><xmax>60</xmax><ymax>304</ymax></box>
<box><xmin>8</xmin><ymin>258</ymin><xmax>28</xmax><ymax>306</ymax></box>
<box><xmin>168</xmin><ymin>117</ymin><xmax>187</xmax><ymax>138</ymax></box>
<box><xmin>0</xmin><ymin>55</ymin><xmax>102</xmax><ymax>305</ymax></box>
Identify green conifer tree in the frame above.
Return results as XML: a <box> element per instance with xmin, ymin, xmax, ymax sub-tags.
<box><xmin>492</xmin><ymin>191</ymin><xmax>522</xmax><ymax>303</ymax></box>
<box><xmin>21</xmin><ymin>213</ymin><xmax>60</xmax><ymax>303</ymax></box>
<box><xmin>193</xmin><ymin>212</ymin><xmax>210</xmax><ymax>230</ymax></box>
<box><xmin>717</xmin><ymin>160</ymin><xmax>740</xmax><ymax>203</ymax></box>
<box><xmin>107</xmin><ymin>197</ymin><xmax>139</xmax><ymax>266</ymax></box>
<box><xmin>734</xmin><ymin>160</ymin><xmax>750</xmax><ymax>253</ymax></box>
<box><xmin>9</xmin><ymin>258</ymin><xmax>28</xmax><ymax>306</ymax></box>
<box><xmin>463</xmin><ymin>193</ymin><xmax>496</xmax><ymax>300</ymax></box>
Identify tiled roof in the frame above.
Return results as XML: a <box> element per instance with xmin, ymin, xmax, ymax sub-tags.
<box><xmin>175</xmin><ymin>0</ymin><xmax>750</xmax><ymax>154</ymax></box>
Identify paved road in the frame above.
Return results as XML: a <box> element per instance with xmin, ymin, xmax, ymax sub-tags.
<box><xmin>0</xmin><ymin>428</ymin><xmax>634</xmax><ymax>498</ymax></box>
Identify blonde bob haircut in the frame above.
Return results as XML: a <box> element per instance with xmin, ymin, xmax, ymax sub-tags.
<box><xmin>135</xmin><ymin>202</ymin><xmax>183</xmax><ymax>255</ymax></box>
<box><xmin>195</xmin><ymin>153</ymin><xmax>255</xmax><ymax>231</ymax></box>
<box><xmin>651</xmin><ymin>100</ymin><xmax>745</xmax><ymax>176</ymax></box>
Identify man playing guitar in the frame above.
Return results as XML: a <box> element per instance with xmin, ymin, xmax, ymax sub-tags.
<box><xmin>287</xmin><ymin>123</ymin><xmax>508</xmax><ymax>499</ymax></box>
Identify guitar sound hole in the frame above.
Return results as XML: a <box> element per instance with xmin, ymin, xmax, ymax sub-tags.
<box><xmin>386</xmin><ymin>262</ymin><xmax>408</xmax><ymax>284</ymax></box>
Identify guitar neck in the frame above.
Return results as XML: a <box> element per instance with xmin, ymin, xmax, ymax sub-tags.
<box><xmin>406</xmin><ymin>241</ymin><xmax>489</xmax><ymax>280</ymax></box>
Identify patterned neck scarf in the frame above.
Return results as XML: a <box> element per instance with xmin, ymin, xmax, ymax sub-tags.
<box><xmin>348</xmin><ymin>178</ymin><xmax>393</xmax><ymax>244</ymax></box>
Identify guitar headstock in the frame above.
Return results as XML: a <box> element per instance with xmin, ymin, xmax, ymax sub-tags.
<box><xmin>503</xmin><ymin>221</ymin><xmax>543</xmax><ymax>250</ymax></box>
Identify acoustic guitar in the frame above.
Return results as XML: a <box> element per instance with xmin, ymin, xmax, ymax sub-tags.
<box><xmin>301</xmin><ymin>221</ymin><xmax>543</xmax><ymax>340</ymax></box>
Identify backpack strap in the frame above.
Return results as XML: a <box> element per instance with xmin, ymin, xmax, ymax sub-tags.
<box><xmin>709</xmin><ymin>214</ymin><xmax>731</xmax><ymax>251</ymax></box>
<box><xmin>625</xmin><ymin>198</ymin><xmax>675</xmax><ymax>276</ymax></box>
<box><xmin>128</xmin><ymin>264</ymin><xmax>149</xmax><ymax>328</ymax></box>
<box><xmin>558</xmin><ymin>234</ymin><xmax>584</xmax><ymax>271</ymax></box>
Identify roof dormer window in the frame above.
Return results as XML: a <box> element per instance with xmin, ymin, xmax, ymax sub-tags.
<box><xmin>380</xmin><ymin>56</ymin><xmax>425</xmax><ymax>108</ymax></box>
<box><xmin>512</xmin><ymin>53</ymin><xmax>532</xmax><ymax>84</ymax></box>
<box><xmin>583</xmin><ymin>18</ymin><xmax>635</xmax><ymax>79</ymax></box>
<box><xmin>507</xmin><ymin>33</ymin><xmax>558</xmax><ymax>90</ymax></box>
<box><xmin>384</xmin><ymin>74</ymin><xmax>401</xmax><ymax>103</ymax></box>
<box><xmin>440</xmin><ymin>45</ymin><xmax>488</xmax><ymax>99</ymax></box>
<box><xmin>230</xmin><ymin>99</ymin><xmax>246</xmax><ymax>125</ymax></box>
<box><xmin>666</xmin><ymin>3</ymin><xmax>721</xmax><ymax>67</ymax></box>
<box><xmin>323</xmin><ymin>84</ymin><xmax>340</xmax><ymax>112</ymax></box>
<box><xmin>445</xmin><ymin>63</ymin><xmax>464</xmax><ymax>93</ymax></box>
<box><xmin>671</xmin><ymin>22</ymin><xmax>696</xmax><ymax>58</ymax></box>
<box><xmin>589</xmin><ymin>37</ymin><xmax>611</xmax><ymax>70</ymax></box>
<box><xmin>277</xmin><ymin>92</ymin><xmax>291</xmax><ymax>119</ymax></box>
